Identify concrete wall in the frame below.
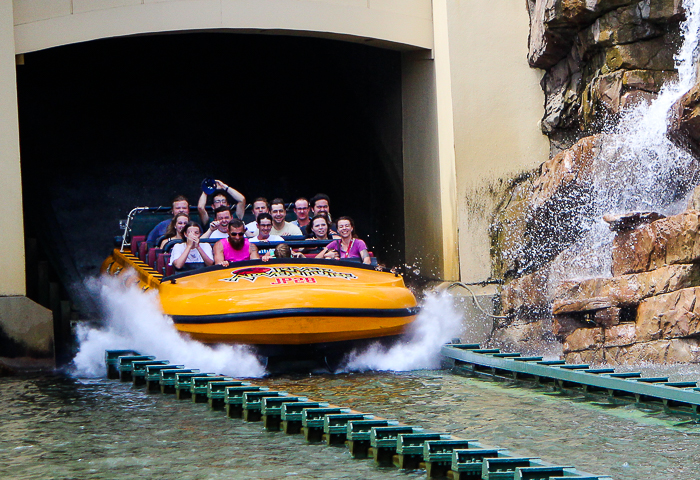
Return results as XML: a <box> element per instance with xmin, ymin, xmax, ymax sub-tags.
<box><xmin>13</xmin><ymin>0</ymin><xmax>434</xmax><ymax>53</ymax></box>
<box><xmin>446</xmin><ymin>0</ymin><xmax>550</xmax><ymax>283</ymax></box>
<box><xmin>1</xmin><ymin>0</ymin><xmax>25</xmax><ymax>296</ymax></box>
<box><xmin>0</xmin><ymin>0</ymin><xmax>552</xmax><ymax>361</ymax></box>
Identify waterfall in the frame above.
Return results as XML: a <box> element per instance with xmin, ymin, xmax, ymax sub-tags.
<box><xmin>548</xmin><ymin>0</ymin><xmax>700</xmax><ymax>285</ymax></box>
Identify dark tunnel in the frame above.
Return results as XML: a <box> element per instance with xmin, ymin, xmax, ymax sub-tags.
<box><xmin>17</xmin><ymin>32</ymin><xmax>406</xmax><ymax>321</ymax></box>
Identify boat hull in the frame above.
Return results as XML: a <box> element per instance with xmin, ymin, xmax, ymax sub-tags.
<box><xmin>102</xmin><ymin>249</ymin><xmax>418</xmax><ymax>347</ymax></box>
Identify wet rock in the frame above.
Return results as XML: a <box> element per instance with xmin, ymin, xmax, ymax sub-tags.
<box><xmin>499</xmin><ymin>269</ymin><xmax>550</xmax><ymax>320</ymax></box>
<box><xmin>622</xmin><ymin>69</ymin><xmax>677</xmax><ymax>92</ymax></box>
<box><xmin>527</xmin><ymin>0</ymin><xmax>638</xmax><ymax>69</ymax></box>
<box><xmin>611</xmin><ymin>211</ymin><xmax>700</xmax><ymax>275</ymax></box>
<box><xmin>669</xmin><ymin>82</ymin><xmax>700</xmax><ymax>154</ymax></box>
<box><xmin>552</xmin><ymin>314</ymin><xmax>591</xmax><ymax>337</ymax></box>
<box><xmin>686</xmin><ymin>184</ymin><xmax>700</xmax><ymax>210</ymax></box>
<box><xmin>540</xmin><ymin>54</ymin><xmax>583</xmax><ymax>133</ymax></box>
<box><xmin>636</xmin><ymin>286</ymin><xmax>700</xmax><ymax>341</ymax></box>
<box><xmin>594</xmin><ymin>306</ymin><xmax>622</xmax><ymax>327</ymax></box>
<box><xmin>578</xmin><ymin>2</ymin><xmax>662</xmax><ymax>54</ymax></box>
<box><xmin>490</xmin><ymin>175</ymin><xmax>536</xmax><ymax>279</ymax></box>
<box><xmin>491</xmin><ymin>136</ymin><xmax>604</xmax><ymax>279</ymax></box>
<box><xmin>563</xmin><ymin>326</ymin><xmax>603</xmax><ymax>352</ymax></box>
<box><xmin>604</xmin><ymin>36</ymin><xmax>677</xmax><ymax>71</ymax></box>
<box><xmin>488</xmin><ymin>319</ymin><xmax>560</xmax><ymax>356</ymax></box>
<box><xmin>600</xmin><ymin>338</ymin><xmax>700</xmax><ymax>364</ymax></box>
<box><xmin>603</xmin><ymin>322</ymin><xmax>637</xmax><ymax>346</ymax></box>
<box><xmin>603</xmin><ymin>211</ymin><xmax>665</xmax><ymax>231</ymax></box>
<box><xmin>553</xmin><ymin>264</ymin><xmax>700</xmax><ymax>313</ymax></box>
<box><xmin>644</xmin><ymin>0</ymin><xmax>685</xmax><ymax>23</ymax></box>
<box><xmin>620</xmin><ymin>89</ymin><xmax>657</xmax><ymax>108</ymax></box>
<box><xmin>564</xmin><ymin>348</ymin><xmax>604</xmax><ymax>364</ymax></box>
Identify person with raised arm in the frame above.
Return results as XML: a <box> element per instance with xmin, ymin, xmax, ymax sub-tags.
<box><xmin>201</xmin><ymin>206</ymin><xmax>232</xmax><ymax>240</ymax></box>
<box><xmin>197</xmin><ymin>179</ymin><xmax>246</xmax><ymax>225</ymax></box>
<box><xmin>316</xmin><ymin>216</ymin><xmax>371</xmax><ymax>264</ymax></box>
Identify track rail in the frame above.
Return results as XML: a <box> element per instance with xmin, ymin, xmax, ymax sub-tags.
<box><xmin>442</xmin><ymin>344</ymin><xmax>700</xmax><ymax>417</ymax></box>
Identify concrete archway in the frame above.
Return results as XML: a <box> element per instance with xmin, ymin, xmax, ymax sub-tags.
<box><xmin>2</xmin><ymin>0</ymin><xmax>460</xmax><ymax>365</ymax></box>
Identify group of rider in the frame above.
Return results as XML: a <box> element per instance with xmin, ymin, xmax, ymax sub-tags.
<box><xmin>146</xmin><ymin>179</ymin><xmax>371</xmax><ymax>271</ymax></box>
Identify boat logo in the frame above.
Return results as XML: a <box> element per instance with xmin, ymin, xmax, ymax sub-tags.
<box><xmin>222</xmin><ymin>266</ymin><xmax>358</xmax><ymax>283</ymax></box>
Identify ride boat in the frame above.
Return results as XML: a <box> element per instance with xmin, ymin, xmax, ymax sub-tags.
<box><xmin>101</xmin><ymin>206</ymin><xmax>419</xmax><ymax>357</ymax></box>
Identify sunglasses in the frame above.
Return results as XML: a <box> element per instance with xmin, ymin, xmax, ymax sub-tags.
<box><xmin>229</xmin><ymin>232</ymin><xmax>245</xmax><ymax>237</ymax></box>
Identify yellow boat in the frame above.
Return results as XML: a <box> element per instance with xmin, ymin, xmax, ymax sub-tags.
<box><xmin>101</xmin><ymin>207</ymin><xmax>418</xmax><ymax>357</ymax></box>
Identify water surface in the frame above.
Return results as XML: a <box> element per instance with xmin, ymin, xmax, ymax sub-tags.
<box><xmin>1</xmin><ymin>371</ymin><xmax>698</xmax><ymax>479</ymax></box>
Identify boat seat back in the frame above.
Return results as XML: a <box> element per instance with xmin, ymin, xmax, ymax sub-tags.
<box><xmin>147</xmin><ymin>248</ymin><xmax>162</xmax><ymax>269</ymax></box>
<box><xmin>138</xmin><ymin>241</ymin><xmax>148</xmax><ymax>263</ymax></box>
<box><xmin>156</xmin><ymin>252</ymin><xmax>168</xmax><ymax>276</ymax></box>
<box><xmin>131</xmin><ymin>235</ymin><xmax>146</xmax><ymax>256</ymax></box>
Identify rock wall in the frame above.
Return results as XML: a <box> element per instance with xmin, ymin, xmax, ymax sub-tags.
<box><xmin>552</xmin><ymin>210</ymin><xmax>700</xmax><ymax>363</ymax></box>
<box><xmin>487</xmin><ymin>0</ymin><xmax>700</xmax><ymax>362</ymax></box>
<box><xmin>527</xmin><ymin>0</ymin><xmax>683</xmax><ymax>153</ymax></box>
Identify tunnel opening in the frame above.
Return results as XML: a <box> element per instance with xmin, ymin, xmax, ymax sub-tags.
<box><xmin>17</xmin><ymin>32</ymin><xmax>406</xmax><ymax>329</ymax></box>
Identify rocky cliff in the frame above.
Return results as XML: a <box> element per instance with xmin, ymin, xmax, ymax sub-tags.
<box><xmin>488</xmin><ymin>0</ymin><xmax>700</xmax><ymax>363</ymax></box>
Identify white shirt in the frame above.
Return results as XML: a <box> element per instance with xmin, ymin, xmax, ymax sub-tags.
<box><xmin>271</xmin><ymin>222</ymin><xmax>303</xmax><ymax>237</ymax></box>
<box><xmin>209</xmin><ymin>230</ymin><xmax>228</xmax><ymax>240</ymax></box>
<box><xmin>245</xmin><ymin>221</ymin><xmax>258</xmax><ymax>238</ymax></box>
<box><xmin>250</xmin><ymin>235</ymin><xmax>284</xmax><ymax>257</ymax></box>
<box><xmin>169</xmin><ymin>243</ymin><xmax>213</xmax><ymax>265</ymax></box>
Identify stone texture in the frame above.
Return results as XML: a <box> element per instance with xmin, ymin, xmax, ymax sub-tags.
<box><xmin>552</xmin><ymin>314</ymin><xmax>591</xmax><ymax>337</ymax></box>
<box><xmin>604</xmin><ymin>36</ymin><xmax>677</xmax><ymax>71</ymax></box>
<box><xmin>636</xmin><ymin>286</ymin><xmax>700</xmax><ymax>341</ymax></box>
<box><xmin>499</xmin><ymin>269</ymin><xmax>550</xmax><ymax>320</ymax></box>
<box><xmin>491</xmin><ymin>136</ymin><xmax>604</xmax><ymax>278</ymax></box>
<box><xmin>527</xmin><ymin>0</ymin><xmax>639</xmax><ymax>69</ymax></box>
<box><xmin>490</xmin><ymin>175</ymin><xmax>536</xmax><ymax>279</ymax></box>
<box><xmin>600</xmin><ymin>338</ymin><xmax>700</xmax><ymax>364</ymax></box>
<box><xmin>594</xmin><ymin>306</ymin><xmax>622</xmax><ymax>327</ymax></box>
<box><xmin>531</xmin><ymin>0</ymin><xmax>684</xmax><ymax>138</ymax></box>
<box><xmin>603</xmin><ymin>211</ymin><xmax>665</xmax><ymax>231</ymax></box>
<box><xmin>563</xmin><ymin>327</ymin><xmax>603</xmax><ymax>352</ymax></box>
<box><xmin>488</xmin><ymin>319</ymin><xmax>561</xmax><ymax>357</ymax></box>
<box><xmin>603</xmin><ymin>322</ymin><xmax>637</xmax><ymax>346</ymax></box>
<box><xmin>578</xmin><ymin>2</ymin><xmax>662</xmax><ymax>53</ymax></box>
<box><xmin>611</xmin><ymin>210</ymin><xmax>700</xmax><ymax>276</ymax></box>
<box><xmin>686</xmin><ymin>184</ymin><xmax>700</xmax><ymax>210</ymax></box>
<box><xmin>622</xmin><ymin>69</ymin><xmax>677</xmax><ymax>92</ymax></box>
<box><xmin>553</xmin><ymin>264</ymin><xmax>700</xmax><ymax>313</ymax></box>
<box><xmin>669</xmin><ymin>82</ymin><xmax>700</xmax><ymax>154</ymax></box>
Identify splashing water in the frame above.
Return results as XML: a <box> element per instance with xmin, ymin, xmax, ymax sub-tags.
<box><xmin>72</xmin><ymin>273</ymin><xmax>267</xmax><ymax>378</ymax></box>
<box><xmin>339</xmin><ymin>292</ymin><xmax>463</xmax><ymax>372</ymax></box>
<box><xmin>550</xmin><ymin>0</ymin><xmax>700</xmax><ymax>284</ymax></box>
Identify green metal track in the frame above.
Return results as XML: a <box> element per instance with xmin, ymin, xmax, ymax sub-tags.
<box><xmin>441</xmin><ymin>344</ymin><xmax>700</xmax><ymax>417</ymax></box>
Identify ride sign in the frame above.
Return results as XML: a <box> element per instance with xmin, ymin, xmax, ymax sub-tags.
<box><xmin>221</xmin><ymin>266</ymin><xmax>358</xmax><ymax>283</ymax></box>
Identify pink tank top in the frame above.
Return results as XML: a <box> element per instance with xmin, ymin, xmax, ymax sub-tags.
<box><xmin>219</xmin><ymin>238</ymin><xmax>251</xmax><ymax>263</ymax></box>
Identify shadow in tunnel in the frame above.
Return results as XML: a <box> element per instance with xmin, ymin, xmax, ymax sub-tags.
<box><xmin>17</xmin><ymin>32</ymin><xmax>406</xmax><ymax>323</ymax></box>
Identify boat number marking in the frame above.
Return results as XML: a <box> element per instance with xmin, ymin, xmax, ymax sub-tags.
<box><xmin>270</xmin><ymin>277</ymin><xmax>317</xmax><ymax>285</ymax></box>
<box><xmin>221</xmin><ymin>266</ymin><xmax>358</xmax><ymax>283</ymax></box>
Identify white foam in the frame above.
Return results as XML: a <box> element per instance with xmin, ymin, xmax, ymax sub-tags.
<box><xmin>71</xmin><ymin>272</ymin><xmax>266</xmax><ymax>378</ymax></box>
<box><xmin>550</xmin><ymin>0</ymin><xmax>700</xmax><ymax>285</ymax></box>
<box><xmin>339</xmin><ymin>292</ymin><xmax>463</xmax><ymax>372</ymax></box>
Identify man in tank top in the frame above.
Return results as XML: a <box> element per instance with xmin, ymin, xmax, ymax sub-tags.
<box><xmin>213</xmin><ymin>219</ymin><xmax>260</xmax><ymax>267</ymax></box>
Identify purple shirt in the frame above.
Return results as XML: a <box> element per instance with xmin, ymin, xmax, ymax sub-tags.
<box><xmin>325</xmin><ymin>239</ymin><xmax>367</xmax><ymax>259</ymax></box>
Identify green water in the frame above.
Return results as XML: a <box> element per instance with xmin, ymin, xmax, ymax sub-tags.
<box><xmin>1</xmin><ymin>371</ymin><xmax>698</xmax><ymax>479</ymax></box>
